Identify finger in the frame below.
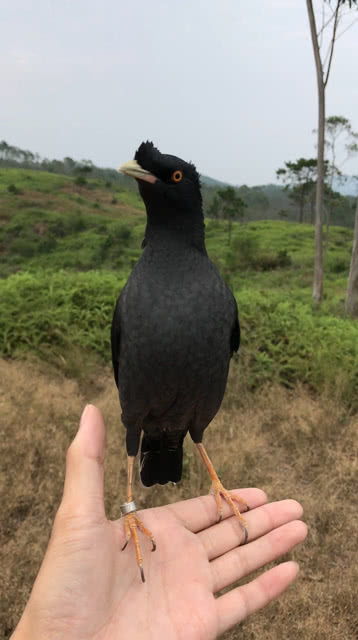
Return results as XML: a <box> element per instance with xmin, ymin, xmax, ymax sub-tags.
<box><xmin>216</xmin><ymin>561</ymin><xmax>299</xmax><ymax>635</ymax></box>
<box><xmin>59</xmin><ymin>404</ymin><xmax>106</xmax><ymax>519</ymax></box>
<box><xmin>212</xmin><ymin>519</ymin><xmax>307</xmax><ymax>593</ymax></box>
<box><xmin>165</xmin><ymin>488</ymin><xmax>267</xmax><ymax>533</ymax></box>
<box><xmin>200</xmin><ymin>499</ymin><xmax>303</xmax><ymax>561</ymax></box>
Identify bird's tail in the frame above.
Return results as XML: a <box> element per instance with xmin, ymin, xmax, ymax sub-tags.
<box><xmin>140</xmin><ymin>433</ymin><xmax>184</xmax><ymax>487</ymax></box>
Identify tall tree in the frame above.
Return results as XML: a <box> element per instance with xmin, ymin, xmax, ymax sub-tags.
<box><xmin>276</xmin><ymin>158</ymin><xmax>318</xmax><ymax>223</ymax></box>
<box><xmin>0</xmin><ymin>140</ymin><xmax>10</xmax><ymax>160</ymax></box>
<box><xmin>207</xmin><ymin>195</ymin><xmax>220</xmax><ymax>219</ymax></box>
<box><xmin>306</xmin><ymin>0</ymin><xmax>357</xmax><ymax>305</ymax></box>
<box><xmin>216</xmin><ymin>186</ymin><xmax>247</xmax><ymax>245</ymax></box>
<box><xmin>315</xmin><ymin>115</ymin><xmax>358</xmax><ymax>230</ymax></box>
<box><xmin>324</xmin><ymin>115</ymin><xmax>358</xmax><ymax>190</ymax></box>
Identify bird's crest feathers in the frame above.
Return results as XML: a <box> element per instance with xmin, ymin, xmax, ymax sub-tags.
<box><xmin>135</xmin><ymin>141</ymin><xmax>200</xmax><ymax>186</ymax></box>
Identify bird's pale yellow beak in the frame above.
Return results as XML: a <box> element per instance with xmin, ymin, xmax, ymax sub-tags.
<box><xmin>118</xmin><ymin>159</ymin><xmax>157</xmax><ymax>184</ymax></box>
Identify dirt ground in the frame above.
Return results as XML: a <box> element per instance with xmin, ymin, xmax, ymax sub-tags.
<box><xmin>1</xmin><ymin>357</ymin><xmax>357</xmax><ymax>639</ymax></box>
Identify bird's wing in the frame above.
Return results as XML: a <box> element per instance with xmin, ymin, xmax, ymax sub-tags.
<box><xmin>230</xmin><ymin>295</ymin><xmax>240</xmax><ymax>355</ymax></box>
<box><xmin>111</xmin><ymin>301</ymin><xmax>121</xmax><ymax>388</ymax></box>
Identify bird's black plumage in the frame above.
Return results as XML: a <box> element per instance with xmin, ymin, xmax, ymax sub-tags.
<box><xmin>111</xmin><ymin>142</ymin><xmax>240</xmax><ymax>486</ymax></box>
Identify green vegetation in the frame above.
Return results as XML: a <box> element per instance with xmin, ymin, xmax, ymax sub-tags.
<box><xmin>0</xmin><ymin>168</ymin><xmax>145</xmax><ymax>275</ymax></box>
<box><xmin>0</xmin><ymin>166</ymin><xmax>357</xmax><ymax>408</ymax></box>
<box><xmin>1</xmin><ymin>139</ymin><xmax>356</xmax><ymax>226</ymax></box>
<box><xmin>1</xmin><ymin>270</ymin><xmax>357</xmax><ymax>406</ymax></box>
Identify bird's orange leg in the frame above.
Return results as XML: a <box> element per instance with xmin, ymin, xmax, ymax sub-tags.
<box><xmin>121</xmin><ymin>456</ymin><xmax>156</xmax><ymax>582</ymax></box>
<box><xmin>196</xmin><ymin>443</ymin><xmax>249</xmax><ymax>544</ymax></box>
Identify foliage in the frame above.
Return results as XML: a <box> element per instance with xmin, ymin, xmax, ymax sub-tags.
<box><xmin>236</xmin><ymin>184</ymin><xmax>270</xmax><ymax>210</ymax></box>
<box><xmin>321</xmin><ymin>115</ymin><xmax>358</xmax><ymax>230</ymax></box>
<box><xmin>1</xmin><ymin>266</ymin><xmax>357</xmax><ymax>406</ymax></box>
<box><xmin>0</xmin><ymin>140</ymin><xmax>134</xmax><ymax>191</ymax></box>
<box><xmin>276</xmin><ymin>157</ymin><xmax>319</xmax><ymax>223</ymax></box>
<box><xmin>224</xmin><ymin>231</ymin><xmax>291</xmax><ymax>271</ymax></box>
<box><xmin>0</xmin><ymin>165</ymin><xmax>356</xmax><ymax>406</ymax></box>
<box><xmin>0</xmin><ymin>270</ymin><xmax>123</xmax><ymax>360</ymax></box>
<box><xmin>1</xmin><ymin>149</ymin><xmax>355</xmax><ymax>228</ymax></box>
<box><xmin>7</xmin><ymin>183</ymin><xmax>21</xmax><ymax>195</ymax></box>
<box><xmin>306</xmin><ymin>0</ymin><xmax>358</xmax><ymax>304</ymax></box>
<box><xmin>0</xmin><ymin>205</ymin><xmax>140</xmax><ymax>275</ymax></box>
<box><xmin>74</xmin><ymin>175</ymin><xmax>87</xmax><ymax>186</ymax></box>
<box><xmin>215</xmin><ymin>186</ymin><xmax>247</xmax><ymax>244</ymax></box>
<box><xmin>237</xmin><ymin>288</ymin><xmax>358</xmax><ymax>404</ymax></box>
<box><xmin>0</xmin><ymin>168</ymin><xmax>71</xmax><ymax>192</ymax></box>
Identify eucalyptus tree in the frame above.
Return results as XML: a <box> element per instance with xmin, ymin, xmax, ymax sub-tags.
<box><xmin>306</xmin><ymin>0</ymin><xmax>358</xmax><ymax>304</ymax></box>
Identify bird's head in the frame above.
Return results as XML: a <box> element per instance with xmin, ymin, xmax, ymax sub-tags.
<box><xmin>119</xmin><ymin>141</ymin><xmax>202</xmax><ymax>217</ymax></box>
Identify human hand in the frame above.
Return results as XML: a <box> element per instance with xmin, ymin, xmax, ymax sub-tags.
<box><xmin>12</xmin><ymin>405</ymin><xmax>307</xmax><ymax>640</ymax></box>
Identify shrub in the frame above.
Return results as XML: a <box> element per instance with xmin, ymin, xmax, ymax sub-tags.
<box><xmin>254</xmin><ymin>250</ymin><xmax>292</xmax><ymax>271</ymax></box>
<box><xmin>328</xmin><ymin>255</ymin><xmax>350</xmax><ymax>274</ymax></box>
<box><xmin>276</xmin><ymin>249</ymin><xmax>292</xmax><ymax>267</ymax></box>
<box><xmin>74</xmin><ymin>175</ymin><xmax>87</xmax><ymax>186</ymax></box>
<box><xmin>237</xmin><ymin>288</ymin><xmax>358</xmax><ymax>406</ymax></box>
<box><xmin>226</xmin><ymin>233</ymin><xmax>292</xmax><ymax>271</ymax></box>
<box><xmin>1</xmin><ymin>272</ymin><xmax>357</xmax><ymax>407</ymax></box>
<box><xmin>108</xmin><ymin>222</ymin><xmax>132</xmax><ymax>243</ymax></box>
<box><xmin>234</xmin><ymin>232</ymin><xmax>260</xmax><ymax>265</ymax></box>
<box><xmin>7</xmin><ymin>184</ymin><xmax>21</xmax><ymax>195</ymax></box>
<box><xmin>0</xmin><ymin>270</ymin><xmax>124</xmax><ymax>360</ymax></box>
<box><xmin>10</xmin><ymin>238</ymin><xmax>36</xmax><ymax>257</ymax></box>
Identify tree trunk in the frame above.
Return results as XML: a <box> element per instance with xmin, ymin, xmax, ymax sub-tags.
<box><xmin>345</xmin><ymin>197</ymin><xmax>358</xmax><ymax>316</ymax></box>
<box><xmin>310</xmin><ymin>189</ymin><xmax>315</xmax><ymax>224</ymax></box>
<box><xmin>299</xmin><ymin>190</ymin><xmax>304</xmax><ymax>223</ymax></box>
<box><xmin>306</xmin><ymin>0</ymin><xmax>325</xmax><ymax>304</ymax></box>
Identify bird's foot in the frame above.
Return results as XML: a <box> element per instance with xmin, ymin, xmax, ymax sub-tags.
<box><xmin>210</xmin><ymin>480</ymin><xmax>249</xmax><ymax>544</ymax></box>
<box><xmin>121</xmin><ymin>511</ymin><xmax>156</xmax><ymax>583</ymax></box>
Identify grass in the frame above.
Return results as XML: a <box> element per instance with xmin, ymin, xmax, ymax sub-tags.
<box><xmin>0</xmin><ymin>168</ymin><xmax>144</xmax><ymax>268</ymax></box>
<box><xmin>1</xmin><ymin>166</ymin><xmax>357</xmax><ymax>638</ymax></box>
<box><xmin>0</xmin><ymin>168</ymin><xmax>71</xmax><ymax>192</ymax></box>
<box><xmin>0</xmin><ymin>166</ymin><xmax>353</xmax><ymax>282</ymax></box>
<box><xmin>0</xmin><ymin>207</ymin><xmax>144</xmax><ymax>275</ymax></box>
<box><xmin>1</xmin><ymin>270</ymin><xmax>357</xmax><ymax>406</ymax></box>
<box><xmin>1</xmin><ymin>358</ymin><xmax>357</xmax><ymax>639</ymax></box>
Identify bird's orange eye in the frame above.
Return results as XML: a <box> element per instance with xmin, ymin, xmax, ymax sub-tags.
<box><xmin>171</xmin><ymin>170</ymin><xmax>183</xmax><ymax>183</ymax></box>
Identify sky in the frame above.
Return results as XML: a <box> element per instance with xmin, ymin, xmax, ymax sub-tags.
<box><xmin>1</xmin><ymin>0</ymin><xmax>357</xmax><ymax>186</ymax></box>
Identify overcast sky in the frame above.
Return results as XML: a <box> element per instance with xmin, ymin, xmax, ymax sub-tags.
<box><xmin>2</xmin><ymin>0</ymin><xmax>357</xmax><ymax>185</ymax></box>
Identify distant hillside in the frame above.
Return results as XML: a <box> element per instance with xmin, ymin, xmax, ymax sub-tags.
<box><xmin>0</xmin><ymin>140</ymin><xmax>356</xmax><ymax>227</ymax></box>
<box><xmin>201</xmin><ymin>175</ymin><xmax>230</xmax><ymax>188</ymax></box>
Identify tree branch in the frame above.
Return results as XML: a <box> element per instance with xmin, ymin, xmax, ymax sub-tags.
<box><xmin>324</xmin><ymin>4</ymin><xmax>340</xmax><ymax>87</ymax></box>
<box><xmin>317</xmin><ymin>8</ymin><xmax>336</xmax><ymax>39</ymax></box>
<box><xmin>306</xmin><ymin>0</ymin><xmax>325</xmax><ymax>86</ymax></box>
<box><xmin>336</xmin><ymin>16</ymin><xmax>358</xmax><ymax>39</ymax></box>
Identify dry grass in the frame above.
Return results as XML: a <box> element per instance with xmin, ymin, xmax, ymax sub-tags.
<box><xmin>1</xmin><ymin>358</ymin><xmax>357</xmax><ymax>639</ymax></box>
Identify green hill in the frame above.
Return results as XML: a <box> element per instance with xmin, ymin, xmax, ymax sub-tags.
<box><xmin>1</xmin><ymin>139</ymin><xmax>355</xmax><ymax>226</ymax></box>
<box><xmin>0</xmin><ymin>168</ymin><xmax>145</xmax><ymax>275</ymax></box>
<box><xmin>0</xmin><ymin>166</ymin><xmax>357</xmax><ymax>406</ymax></box>
<box><xmin>2</xmin><ymin>149</ymin><xmax>357</xmax><ymax>640</ymax></box>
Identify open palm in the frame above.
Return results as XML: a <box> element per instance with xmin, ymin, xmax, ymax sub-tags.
<box><xmin>14</xmin><ymin>406</ymin><xmax>307</xmax><ymax>640</ymax></box>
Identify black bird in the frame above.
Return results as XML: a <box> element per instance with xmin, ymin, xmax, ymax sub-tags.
<box><xmin>111</xmin><ymin>141</ymin><xmax>248</xmax><ymax>581</ymax></box>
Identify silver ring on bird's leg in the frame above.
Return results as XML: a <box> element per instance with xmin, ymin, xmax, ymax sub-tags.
<box><xmin>120</xmin><ymin>500</ymin><xmax>137</xmax><ymax>516</ymax></box>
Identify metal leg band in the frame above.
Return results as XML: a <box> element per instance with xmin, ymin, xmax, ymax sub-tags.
<box><xmin>120</xmin><ymin>500</ymin><xmax>137</xmax><ymax>516</ymax></box>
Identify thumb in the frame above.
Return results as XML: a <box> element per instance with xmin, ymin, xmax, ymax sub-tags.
<box><xmin>60</xmin><ymin>404</ymin><xmax>106</xmax><ymax>520</ymax></box>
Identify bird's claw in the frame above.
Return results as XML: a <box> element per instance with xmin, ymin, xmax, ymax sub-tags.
<box><xmin>121</xmin><ymin>511</ymin><xmax>156</xmax><ymax>582</ymax></box>
<box><xmin>210</xmin><ymin>481</ymin><xmax>249</xmax><ymax>545</ymax></box>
